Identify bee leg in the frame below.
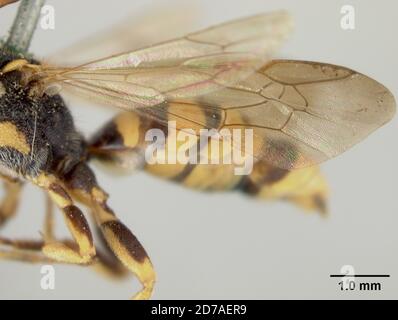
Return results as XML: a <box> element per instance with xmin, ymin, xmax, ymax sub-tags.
<box><xmin>0</xmin><ymin>233</ymin><xmax>127</xmax><ymax>279</ymax></box>
<box><xmin>0</xmin><ymin>238</ymin><xmax>72</xmax><ymax>264</ymax></box>
<box><xmin>0</xmin><ymin>177</ymin><xmax>23</xmax><ymax>227</ymax></box>
<box><xmin>0</xmin><ymin>238</ymin><xmax>47</xmax><ymax>252</ymax></box>
<box><xmin>64</xmin><ymin>163</ymin><xmax>156</xmax><ymax>300</ymax></box>
<box><xmin>43</xmin><ymin>193</ymin><xmax>55</xmax><ymax>242</ymax></box>
<box><xmin>45</xmin><ymin>196</ymin><xmax>127</xmax><ymax>277</ymax></box>
<box><xmin>38</xmin><ymin>192</ymin><xmax>126</xmax><ymax>277</ymax></box>
<box><xmin>91</xmin><ymin>195</ymin><xmax>155</xmax><ymax>299</ymax></box>
<box><xmin>92</xmin><ymin>192</ymin><xmax>156</xmax><ymax>299</ymax></box>
<box><xmin>91</xmin><ymin>228</ymin><xmax>129</xmax><ymax>279</ymax></box>
<box><xmin>0</xmin><ymin>189</ymin><xmax>70</xmax><ymax>263</ymax></box>
<box><xmin>30</xmin><ymin>173</ymin><xmax>96</xmax><ymax>265</ymax></box>
<box><xmin>0</xmin><ymin>183</ymin><xmax>62</xmax><ymax>264</ymax></box>
<box><xmin>0</xmin><ymin>248</ymin><xmax>54</xmax><ymax>263</ymax></box>
<box><xmin>0</xmin><ymin>235</ymin><xmax>126</xmax><ymax>277</ymax></box>
<box><xmin>0</xmin><ymin>188</ymin><xmax>126</xmax><ymax>277</ymax></box>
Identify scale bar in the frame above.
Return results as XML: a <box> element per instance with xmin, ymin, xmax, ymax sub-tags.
<box><xmin>330</xmin><ymin>275</ymin><xmax>390</xmax><ymax>278</ymax></box>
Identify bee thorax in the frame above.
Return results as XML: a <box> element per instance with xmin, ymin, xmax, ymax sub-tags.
<box><xmin>0</xmin><ymin>52</ymin><xmax>86</xmax><ymax>178</ymax></box>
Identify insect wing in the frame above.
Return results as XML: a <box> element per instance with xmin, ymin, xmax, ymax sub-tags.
<box><xmin>134</xmin><ymin>60</ymin><xmax>396</xmax><ymax>169</ymax></box>
<box><xmin>34</xmin><ymin>13</ymin><xmax>395</xmax><ymax>170</ymax></box>
<box><xmin>39</xmin><ymin>11</ymin><xmax>293</xmax><ymax>107</ymax></box>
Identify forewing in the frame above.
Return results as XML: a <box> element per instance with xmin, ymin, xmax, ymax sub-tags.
<box><xmin>39</xmin><ymin>11</ymin><xmax>293</xmax><ymax>106</ymax></box>
<box><xmin>34</xmin><ymin>11</ymin><xmax>394</xmax><ymax>170</ymax></box>
<box><xmin>137</xmin><ymin>60</ymin><xmax>396</xmax><ymax>169</ymax></box>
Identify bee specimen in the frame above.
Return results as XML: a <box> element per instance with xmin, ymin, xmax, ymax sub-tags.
<box><xmin>0</xmin><ymin>5</ymin><xmax>395</xmax><ymax>300</ymax></box>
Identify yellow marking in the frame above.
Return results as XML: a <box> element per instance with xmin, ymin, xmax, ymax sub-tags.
<box><xmin>66</xmin><ymin>219</ymin><xmax>95</xmax><ymax>258</ymax></box>
<box><xmin>183</xmin><ymin>163</ymin><xmax>240</xmax><ymax>190</ymax></box>
<box><xmin>103</xmin><ymin>227</ymin><xmax>156</xmax><ymax>300</ymax></box>
<box><xmin>0</xmin><ymin>59</ymin><xmax>41</xmax><ymax>76</ymax></box>
<box><xmin>1</xmin><ymin>59</ymin><xmax>28</xmax><ymax>74</ymax></box>
<box><xmin>256</xmin><ymin>166</ymin><xmax>328</xmax><ymax>214</ymax></box>
<box><xmin>91</xmin><ymin>187</ymin><xmax>115</xmax><ymax>223</ymax></box>
<box><xmin>48</xmin><ymin>189</ymin><xmax>72</xmax><ymax>208</ymax></box>
<box><xmin>42</xmin><ymin>243</ymin><xmax>93</xmax><ymax>265</ymax></box>
<box><xmin>91</xmin><ymin>187</ymin><xmax>108</xmax><ymax>203</ymax></box>
<box><xmin>115</xmin><ymin>113</ymin><xmax>140</xmax><ymax>148</ymax></box>
<box><xmin>38</xmin><ymin>179</ymin><xmax>73</xmax><ymax>209</ymax></box>
<box><xmin>30</xmin><ymin>172</ymin><xmax>55</xmax><ymax>188</ymax></box>
<box><xmin>72</xmin><ymin>187</ymin><xmax>112</xmax><ymax>222</ymax></box>
<box><xmin>167</xmin><ymin>102</ymin><xmax>208</xmax><ymax>135</ymax></box>
<box><xmin>92</xmin><ymin>202</ymin><xmax>115</xmax><ymax>225</ymax></box>
<box><xmin>0</xmin><ymin>122</ymin><xmax>30</xmax><ymax>154</ymax></box>
<box><xmin>145</xmin><ymin>129</ymin><xmax>196</xmax><ymax>178</ymax></box>
<box><xmin>70</xmin><ymin>189</ymin><xmax>91</xmax><ymax>205</ymax></box>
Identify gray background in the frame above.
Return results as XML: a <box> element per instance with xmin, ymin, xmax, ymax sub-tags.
<box><xmin>0</xmin><ymin>0</ymin><xmax>397</xmax><ymax>299</ymax></box>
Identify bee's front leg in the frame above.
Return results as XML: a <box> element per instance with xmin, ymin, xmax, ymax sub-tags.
<box><xmin>0</xmin><ymin>181</ymin><xmax>60</xmax><ymax>264</ymax></box>
<box><xmin>0</xmin><ymin>183</ymin><xmax>128</xmax><ymax>280</ymax></box>
<box><xmin>63</xmin><ymin>162</ymin><xmax>156</xmax><ymax>300</ymax></box>
<box><xmin>30</xmin><ymin>173</ymin><xmax>96</xmax><ymax>265</ymax></box>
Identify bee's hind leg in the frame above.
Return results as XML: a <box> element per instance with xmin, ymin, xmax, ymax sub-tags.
<box><xmin>63</xmin><ymin>162</ymin><xmax>156</xmax><ymax>300</ymax></box>
<box><xmin>42</xmin><ymin>193</ymin><xmax>55</xmax><ymax>242</ymax></box>
<box><xmin>0</xmin><ymin>247</ymin><xmax>54</xmax><ymax>263</ymax></box>
<box><xmin>91</xmin><ymin>227</ymin><xmax>129</xmax><ymax>279</ymax></box>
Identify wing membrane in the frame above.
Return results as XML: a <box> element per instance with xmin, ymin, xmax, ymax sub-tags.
<box><xmin>39</xmin><ymin>11</ymin><xmax>293</xmax><ymax>106</ymax></box>
<box><xmin>44</xmin><ymin>60</ymin><xmax>396</xmax><ymax>169</ymax></box>
<box><xmin>34</xmin><ymin>13</ymin><xmax>395</xmax><ymax>170</ymax></box>
<box><xmin>121</xmin><ymin>60</ymin><xmax>396</xmax><ymax>169</ymax></box>
<box><xmin>60</xmin><ymin>60</ymin><xmax>395</xmax><ymax>169</ymax></box>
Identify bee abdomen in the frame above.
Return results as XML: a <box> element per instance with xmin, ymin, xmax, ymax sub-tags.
<box><xmin>88</xmin><ymin>112</ymin><xmax>328</xmax><ymax>214</ymax></box>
